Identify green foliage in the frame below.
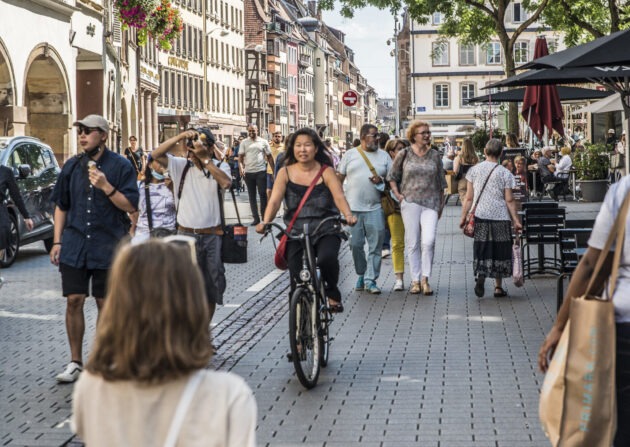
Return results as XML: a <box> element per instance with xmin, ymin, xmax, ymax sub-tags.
<box><xmin>541</xmin><ymin>0</ymin><xmax>628</xmax><ymax>45</ymax></box>
<box><xmin>471</xmin><ymin>128</ymin><xmax>504</xmax><ymax>153</ymax></box>
<box><xmin>572</xmin><ymin>143</ymin><xmax>611</xmax><ymax>180</ymax></box>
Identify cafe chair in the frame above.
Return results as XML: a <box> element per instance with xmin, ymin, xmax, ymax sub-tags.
<box><xmin>521</xmin><ymin>207</ymin><xmax>566</xmax><ymax>277</ymax></box>
<box><xmin>556</xmin><ymin>228</ymin><xmax>592</xmax><ymax>311</ymax></box>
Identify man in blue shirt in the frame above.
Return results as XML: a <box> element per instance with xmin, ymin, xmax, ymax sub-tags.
<box><xmin>50</xmin><ymin>115</ymin><xmax>138</xmax><ymax>383</ymax></box>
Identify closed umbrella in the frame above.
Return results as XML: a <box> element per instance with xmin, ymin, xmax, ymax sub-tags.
<box><xmin>521</xmin><ymin>37</ymin><xmax>565</xmax><ymax>141</ymax></box>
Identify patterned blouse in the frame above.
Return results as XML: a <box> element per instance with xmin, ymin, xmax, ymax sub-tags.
<box><xmin>387</xmin><ymin>148</ymin><xmax>447</xmax><ymax>212</ymax></box>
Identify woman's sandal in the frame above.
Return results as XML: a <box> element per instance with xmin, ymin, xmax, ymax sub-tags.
<box><xmin>494</xmin><ymin>287</ymin><xmax>508</xmax><ymax>298</ymax></box>
<box><xmin>421</xmin><ymin>282</ymin><xmax>433</xmax><ymax>296</ymax></box>
<box><xmin>328</xmin><ymin>301</ymin><xmax>344</xmax><ymax>313</ymax></box>
<box><xmin>474</xmin><ymin>276</ymin><xmax>485</xmax><ymax>297</ymax></box>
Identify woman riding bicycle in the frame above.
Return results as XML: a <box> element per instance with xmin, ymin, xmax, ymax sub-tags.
<box><xmin>256</xmin><ymin>128</ymin><xmax>356</xmax><ymax>312</ymax></box>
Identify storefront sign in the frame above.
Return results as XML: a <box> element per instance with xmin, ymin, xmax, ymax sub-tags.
<box><xmin>168</xmin><ymin>56</ymin><xmax>188</xmax><ymax>70</ymax></box>
<box><xmin>140</xmin><ymin>62</ymin><xmax>160</xmax><ymax>88</ymax></box>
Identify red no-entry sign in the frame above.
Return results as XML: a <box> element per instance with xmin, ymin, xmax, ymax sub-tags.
<box><xmin>342</xmin><ymin>90</ymin><xmax>359</xmax><ymax>107</ymax></box>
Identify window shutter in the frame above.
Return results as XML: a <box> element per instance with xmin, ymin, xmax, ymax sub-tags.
<box><xmin>112</xmin><ymin>7</ymin><xmax>122</xmax><ymax>47</ymax></box>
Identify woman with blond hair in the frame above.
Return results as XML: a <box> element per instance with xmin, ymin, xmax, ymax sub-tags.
<box><xmin>384</xmin><ymin>138</ymin><xmax>409</xmax><ymax>291</ymax></box>
<box><xmin>71</xmin><ymin>240</ymin><xmax>257</xmax><ymax>447</ymax></box>
<box><xmin>388</xmin><ymin>120</ymin><xmax>447</xmax><ymax>295</ymax></box>
<box><xmin>453</xmin><ymin>138</ymin><xmax>479</xmax><ymax>205</ymax></box>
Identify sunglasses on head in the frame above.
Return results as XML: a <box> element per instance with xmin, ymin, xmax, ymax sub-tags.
<box><xmin>77</xmin><ymin>125</ymin><xmax>100</xmax><ymax>135</ymax></box>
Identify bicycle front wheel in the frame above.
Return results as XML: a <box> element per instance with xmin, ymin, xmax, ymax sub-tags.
<box><xmin>289</xmin><ymin>287</ymin><xmax>320</xmax><ymax>389</ymax></box>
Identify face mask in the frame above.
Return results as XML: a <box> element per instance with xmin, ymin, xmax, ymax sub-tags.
<box><xmin>151</xmin><ymin>169</ymin><xmax>165</xmax><ymax>180</ymax></box>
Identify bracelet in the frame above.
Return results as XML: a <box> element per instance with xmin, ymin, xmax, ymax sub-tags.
<box><xmin>53</xmin><ymin>242</ymin><xmax>62</xmax><ymax>246</ymax></box>
<box><xmin>106</xmin><ymin>187</ymin><xmax>117</xmax><ymax>198</ymax></box>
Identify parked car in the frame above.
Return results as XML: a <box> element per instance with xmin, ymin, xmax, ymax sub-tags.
<box><xmin>0</xmin><ymin>136</ymin><xmax>59</xmax><ymax>267</ymax></box>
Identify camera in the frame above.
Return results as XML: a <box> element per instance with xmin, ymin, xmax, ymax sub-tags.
<box><xmin>186</xmin><ymin>133</ymin><xmax>198</xmax><ymax>149</ymax></box>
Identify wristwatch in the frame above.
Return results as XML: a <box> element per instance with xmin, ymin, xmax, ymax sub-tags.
<box><xmin>203</xmin><ymin>158</ymin><xmax>211</xmax><ymax>165</ymax></box>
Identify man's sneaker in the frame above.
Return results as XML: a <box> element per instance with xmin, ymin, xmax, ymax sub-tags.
<box><xmin>56</xmin><ymin>361</ymin><xmax>83</xmax><ymax>383</ymax></box>
<box><xmin>394</xmin><ymin>279</ymin><xmax>404</xmax><ymax>291</ymax></box>
<box><xmin>366</xmin><ymin>281</ymin><xmax>381</xmax><ymax>294</ymax></box>
<box><xmin>355</xmin><ymin>276</ymin><xmax>365</xmax><ymax>291</ymax></box>
<box><xmin>0</xmin><ymin>277</ymin><xmax>4</xmax><ymax>290</ymax></box>
<box><xmin>381</xmin><ymin>248</ymin><xmax>391</xmax><ymax>258</ymax></box>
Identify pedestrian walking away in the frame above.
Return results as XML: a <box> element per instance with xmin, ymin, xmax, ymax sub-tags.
<box><xmin>453</xmin><ymin>138</ymin><xmax>479</xmax><ymax>206</ymax></box>
<box><xmin>50</xmin><ymin>114</ymin><xmax>139</xmax><ymax>383</ymax></box>
<box><xmin>71</xmin><ymin>240</ymin><xmax>257</xmax><ymax>447</ymax></box>
<box><xmin>239</xmin><ymin>124</ymin><xmax>274</xmax><ymax>225</ymax></box>
<box><xmin>459</xmin><ymin>138</ymin><xmax>522</xmax><ymax>298</ymax></box>
<box><xmin>152</xmin><ymin>127</ymin><xmax>232</xmax><ymax>327</ymax></box>
<box><xmin>256</xmin><ymin>127</ymin><xmax>357</xmax><ymax>313</ymax></box>
<box><xmin>0</xmin><ymin>165</ymin><xmax>34</xmax><ymax>286</ymax></box>
<box><xmin>539</xmin><ymin>177</ymin><xmax>630</xmax><ymax>446</ymax></box>
<box><xmin>337</xmin><ymin>123</ymin><xmax>392</xmax><ymax>295</ymax></box>
<box><xmin>388</xmin><ymin>120</ymin><xmax>447</xmax><ymax>295</ymax></box>
<box><xmin>384</xmin><ymin>138</ymin><xmax>409</xmax><ymax>291</ymax></box>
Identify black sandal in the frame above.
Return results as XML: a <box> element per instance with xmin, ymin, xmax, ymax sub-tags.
<box><xmin>494</xmin><ymin>287</ymin><xmax>508</xmax><ymax>298</ymax></box>
<box><xmin>328</xmin><ymin>301</ymin><xmax>344</xmax><ymax>313</ymax></box>
<box><xmin>474</xmin><ymin>276</ymin><xmax>485</xmax><ymax>297</ymax></box>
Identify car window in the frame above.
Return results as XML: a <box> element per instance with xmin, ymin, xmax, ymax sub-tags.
<box><xmin>9</xmin><ymin>146</ymin><xmax>27</xmax><ymax>169</ymax></box>
<box><xmin>42</xmin><ymin>148</ymin><xmax>55</xmax><ymax>169</ymax></box>
<box><xmin>28</xmin><ymin>146</ymin><xmax>46</xmax><ymax>176</ymax></box>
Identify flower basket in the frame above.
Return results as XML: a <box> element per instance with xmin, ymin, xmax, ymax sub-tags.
<box><xmin>147</xmin><ymin>0</ymin><xmax>183</xmax><ymax>50</ymax></box>
<box><xmin>115</xmin><ymin>0</ymin><xmax>160</xmax><ymax>29</ymax></box>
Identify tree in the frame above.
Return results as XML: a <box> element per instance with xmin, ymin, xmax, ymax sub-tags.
<box><xmin>319</xmin><ymin>0</ymin><xmax>551</xmax><ymax>133</ymax></box>
<box><xmin>541</xmin><ymin>0</ymin><xmax>629</xmax><ymax>45</ymax></box>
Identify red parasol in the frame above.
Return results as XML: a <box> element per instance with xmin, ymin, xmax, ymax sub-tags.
<box><xmin>521</xmin><ymin>37</ymin><xmax>565</xmax><ymax>140</ymax></box>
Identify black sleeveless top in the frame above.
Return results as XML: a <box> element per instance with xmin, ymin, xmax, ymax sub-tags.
<box><xmin>283</xmin><ymin>170</ymin><xmax>340</xmax><ymax>240</ymax></box>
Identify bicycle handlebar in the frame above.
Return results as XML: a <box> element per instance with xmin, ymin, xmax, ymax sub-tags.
<box><xmin>259</xmin><ymin>215</ymin><xmax>347</xmax><ymax>243</ymax></box>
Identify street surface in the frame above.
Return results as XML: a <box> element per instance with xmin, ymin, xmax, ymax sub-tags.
<box><xmin>0</xmin><ymin>196</ymin><xmax>601</xmax><ymax>447</ymax></box>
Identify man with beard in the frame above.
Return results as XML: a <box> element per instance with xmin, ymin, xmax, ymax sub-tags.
<box><xmin>337</xmin><ymin>123</ymin><xmax>392</xmax><ymax>294</ymax></box>
<box><xmin>50</xmin><ymin>114</ymin><xmax>139</xmax><ymax>383</ymax></box>
<box><xmin>238</xmin><ymin>124</ymin><xmax>274</xmax><ymax>225</ymax></box>
<box><xmin>152</xmin><ymin>127</ymin><xmax>232</xmax><ymax>329</ymax></box>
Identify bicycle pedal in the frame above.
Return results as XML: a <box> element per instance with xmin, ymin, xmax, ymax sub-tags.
<box><xmin>286</xmin><ymin>352</ymin><xmax>293</xmax><ymax>362</ymax></box>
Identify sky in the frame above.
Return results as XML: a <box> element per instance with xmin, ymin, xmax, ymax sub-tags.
<box><xmin>322</xmin><ymin>6</ymin><xmax>397</xmax><ymax>99</ymax></box>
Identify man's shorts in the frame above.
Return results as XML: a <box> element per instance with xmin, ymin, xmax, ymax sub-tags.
<box><xmin>59</xmin><ymin>263</ymin><xmax>108</xmax><ymax>298</ymax></box>
<box><xmin>266</xmin><ymin>173</ymin><xmax>274</xmax><ymax>190</ymax></box>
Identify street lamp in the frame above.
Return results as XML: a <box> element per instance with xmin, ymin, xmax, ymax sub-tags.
<box><xmin>386</xmin><ymin>15</ymin><xmax>401</xmax><ymax>136</ymax></box>
<box><xmin>473</xmin><ymin>104</ymin><xmax>497</xmax><ymax>132</ymax></box>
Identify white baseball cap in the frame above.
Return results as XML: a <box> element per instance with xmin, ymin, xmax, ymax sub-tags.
<box><xmin>73</xmin><ymin>114</ymin><xmax>109</xmax><ymax>132</ymax></box>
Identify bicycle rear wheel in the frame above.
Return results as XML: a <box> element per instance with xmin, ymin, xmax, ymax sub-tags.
<box><xmin>289</xmin><ymin>287</ymin><xmax>320</xmax><ymax>389</ymax></box>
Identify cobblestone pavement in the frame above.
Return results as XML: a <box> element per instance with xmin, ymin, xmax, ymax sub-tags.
<box><xmin>0</xmin><ymin>198</ymin><xmax>601</xmax><ymax>446</ymax></box>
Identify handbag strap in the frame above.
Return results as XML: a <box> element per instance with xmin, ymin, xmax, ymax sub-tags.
<box><xmin>470</xmin><ymin>164</ymin><xmax>499</xmax><ymax>212</ymax></box>
<box><xmin>144</xmin><ymin>183</ymin><xmax>153</xmax><ymax>231</ymax></box>
<box><xmin>163</xmin><ymin>370</ymin><xmax>204</xmax><ymax>447</ymax></box>
<box><xmin>218</xmin><ymin>185</ymin><xmax>242</xmax><ymax>229</ymax></box>
<box><xmin>585</xmin><ymin>192</ymin><xmax>630</xmax><ymax>299</ymax></box>
<box><xmin>356</xmin><ymin>147</ymin><xmax>379</xmax><ymax>178</ymax></box>
<box><xmin>286</xmin><ymin>165</ymin><xmax>327</xmax><ymax>234</ymax></box>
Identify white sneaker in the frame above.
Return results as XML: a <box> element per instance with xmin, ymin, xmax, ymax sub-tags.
<box><xmin>0</xmin><ymin>277</ymin><xmax>4</xmax><ymax>289</ymax></box>
<box><xmin>56</xmin><ymin>361</ymin><xmax>83</xmax><ymax>383</ymax></box>
<box><xmin>394</xmin><ymin>279</ymin><xmax>404</xmax><ymax>291</ymax></box>
<box><xmin>381</xmin><ymin>249</ymin><xmax>391</xmax><ymax>258</ymax></box>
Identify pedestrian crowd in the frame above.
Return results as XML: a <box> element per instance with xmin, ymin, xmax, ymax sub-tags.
<box><xmin>20</xmin><ymin>113</ymin><xmax>628</xmax><ymax>445</ymax></box>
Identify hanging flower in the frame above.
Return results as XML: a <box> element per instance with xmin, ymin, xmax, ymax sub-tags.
<box><xmin>146</xmin><ymin>0</ymin><xmax>183</xmax><ymax>51</ymax></box>
<box><xmin>115</xmin><ymin>0</ymin><xmax>160</xmax><ymax>29</ymax></box>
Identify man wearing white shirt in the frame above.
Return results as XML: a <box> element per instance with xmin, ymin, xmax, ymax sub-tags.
<box><xmin>239</xmin><ymin>124</ymin><xmax>274</xmax><ymax>225</ymax></box>
<box><xmin>153</xmin><ymin>128</ymin><xmax>232</xmax><ymax>325</ymax></box>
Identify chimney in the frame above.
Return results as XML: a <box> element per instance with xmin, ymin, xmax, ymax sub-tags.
<box><xmin>308</xmin><ymin>1</ymin><xmax>321</xmax><ymax>19</ymax></box>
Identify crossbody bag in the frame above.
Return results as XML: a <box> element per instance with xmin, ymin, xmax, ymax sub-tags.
<box><xmin>356</xmin><ymin>148</ymin><xmax>397</xmax><ymax>217</ymax></box>
<box><xmin>463</xmin><ymin>164</ymin><xmax>499</xmax><ymax>238</ymax></box>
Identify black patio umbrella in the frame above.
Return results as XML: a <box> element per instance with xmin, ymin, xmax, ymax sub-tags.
<box><xmin>467</xmin><ymin>86</ymin><xmax>611</xmax><ymax>105</ymax></box>
<box><xmin>518</xmin><ymin>28</ymin><xmax>630</xmax><ymax>70</ymax></box>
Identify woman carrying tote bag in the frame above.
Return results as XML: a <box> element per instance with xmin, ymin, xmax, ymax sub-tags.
<box><xmin>539</xmin><ymin>176</ymin><xmax>630</xmax><ymax>446</ymax></box>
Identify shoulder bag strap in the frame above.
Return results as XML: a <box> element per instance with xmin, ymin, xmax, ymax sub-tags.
<box><xmin>163</xmin><ymin>370</ymin><xmax>205</xmax><ymax>447</ymax></box>
<box><xmin>175</xmin><ymin>162</ymin><xmax>192</xmax><ymax>226</ymax></box>
<box><xmin>144</xmin><ymin>184</ymin><xmax>153</xmax><ymax>231</ymax></box>
<box><xmin>584</xmin><ymin>192</ymin><xmax>630</xmax><ymax>299</ymax></box>
<box><xmin>356</xmin><ymin>148</ymin><xmax>379</xmax><ymax>178</ymax></box>
<box><xmin>470</xmin><ymin>164</ymin><xmax>499</xmax><ymax>212</ymax></box>
<box><xmin>286</xmin><ymin>165</ymin><xmax>327</xmax><ymax>234</ymax></box>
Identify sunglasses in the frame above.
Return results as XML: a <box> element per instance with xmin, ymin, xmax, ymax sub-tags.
<box><xmin>415</xmin><ymin>131</ymin><xmax>431</xmax><ymax>136</ymax></box>
<box><xmin>77</xmin><ymin>125</ymin><xmax>100</xmax><ymax>135</ymax></box>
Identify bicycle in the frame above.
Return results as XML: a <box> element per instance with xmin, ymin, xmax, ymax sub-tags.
<box><xmin>260</xmin><ymin>215</ymin><xmax>347</xmax><ymax>389</ymax></box>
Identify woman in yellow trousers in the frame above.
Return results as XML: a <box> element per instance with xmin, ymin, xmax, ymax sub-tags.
<box><xmin>385</xmin><ymin>139</ymin><xmax>409</xmax><ymax>291</ymax></box>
